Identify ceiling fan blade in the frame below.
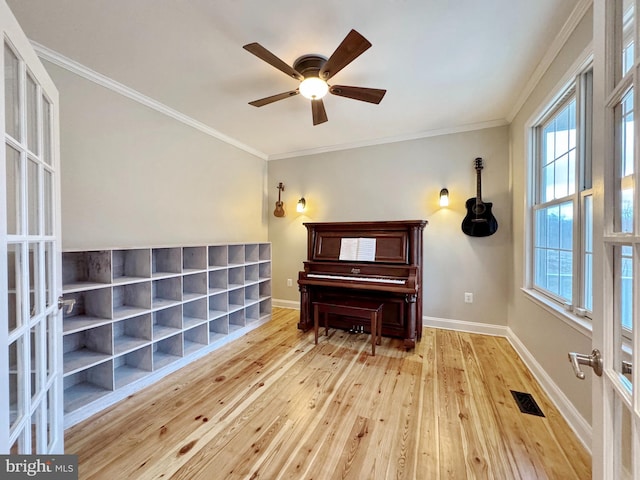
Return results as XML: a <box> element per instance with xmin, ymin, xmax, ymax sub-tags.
<box><xmin>311</xmin><ymin>99</ymin><xmax>328</xmax><ymax>125</ymax></box>
<box><xmin>319</xmin><ymin>30</ymin><xmax>372</xmax><ymax>81</ymax></box>
<box><xmin>249</xmin><ymin>90</ymin><xmax>299</xmax><ymax>107</ymax></box>
<box><xmin>329</xmin><ymin>85</ymin><xmax>386</xmax><ymax>104</ymax></box>
<box><xmin>243</xmin><ymin>42</ymin><xmax>304</xmax><ymax>81</ymax></box>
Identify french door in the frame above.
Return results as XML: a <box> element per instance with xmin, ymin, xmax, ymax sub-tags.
<box><xmin>592</xmin><ymin>0</ymin><xmax>640</xmax><ymax>478</ymax></box>
<box><xmin>1</xmin><ymin>0</ymin><xmax>63</xmax><ymax>454</ymax></box>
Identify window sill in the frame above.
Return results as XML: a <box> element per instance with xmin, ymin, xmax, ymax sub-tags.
<box><xmin>520</xmin><ymin>288</ymin><xmax>593</xmax><ymax>339</ymax></box>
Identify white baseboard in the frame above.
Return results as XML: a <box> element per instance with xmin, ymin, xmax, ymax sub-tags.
<box><xmin>423</xmin><ymin>315</ymin><xmax>509</xmax><ymax>337</ymax></box>
<box><xmin>273</xmin><ymin>298</ymin><xmax>300</xmax><ymax>310</ymax></box>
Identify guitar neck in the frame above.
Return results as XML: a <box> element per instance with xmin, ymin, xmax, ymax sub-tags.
<box><xmin>476</xmin><ymin>169</ymin><xmax>483</xmax><ymax>201</ymax></box>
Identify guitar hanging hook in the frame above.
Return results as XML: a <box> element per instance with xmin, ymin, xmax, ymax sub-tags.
<box><xmin>274</xmin><ymin>182</ymin><xmax>285</xmax><ymax>217</ymax></box>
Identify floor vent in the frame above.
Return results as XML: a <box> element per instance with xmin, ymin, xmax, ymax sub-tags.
<box><xmin>510</xmin><ymin>390</ymin><xmax>545</xmax><ymax>417</ymax></box>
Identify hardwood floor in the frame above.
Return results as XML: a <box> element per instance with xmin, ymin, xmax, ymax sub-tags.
<box><xmin>65</xmin><ymin>308</ymin><xmax>591</xmax><ymax>479</ymax></box>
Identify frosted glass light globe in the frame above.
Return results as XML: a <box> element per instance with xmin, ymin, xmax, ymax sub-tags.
<box><xmin>299</xmin><ymin>77</ymin><xmax>329</xmax><ymax>100</ymax></box>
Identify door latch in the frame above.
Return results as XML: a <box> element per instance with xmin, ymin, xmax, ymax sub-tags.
<box><xmin>57</xmin><ymin>296</ymin><xmax>76</xmax><ymax>314</ymax></box>
<box><xmin>568</xmin><ymin>348</ymin><xmax>603</xmax><ymax>379</ymax></box>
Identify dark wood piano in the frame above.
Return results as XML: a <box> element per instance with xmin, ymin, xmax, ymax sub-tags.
<box><xmin>297</xmin><ymin>220</ymin><xmax>427</xmax><ymax>349</ymax></box>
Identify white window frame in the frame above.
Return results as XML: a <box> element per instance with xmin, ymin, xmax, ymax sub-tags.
<box><xmin>523</xmin><ymin>57</ymin><xmax>594</xmax><ymax>336</ymax></box>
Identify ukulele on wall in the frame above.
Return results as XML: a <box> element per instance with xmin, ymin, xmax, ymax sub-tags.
<box><xmin>274</xmin><ymin>182</ymin><xmax>285</xmax><ymax>217</ymax></box>
<box><xmin>461</xmin><ymin>157</ymin><xmax>498</xmax><ymax>237</ymax></box>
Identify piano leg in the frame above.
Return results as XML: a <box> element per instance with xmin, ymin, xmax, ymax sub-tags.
<box><xmin>298</xmin><ymin>285</ymin><xmax>311</xmax><ymax>331</ymax></box>
<box><xmin>404</xmin><ymin>293</ymin><xmax>417</xmax><ymax>350</ymax></box>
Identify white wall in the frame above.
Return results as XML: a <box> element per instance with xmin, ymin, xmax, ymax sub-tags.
<box><xmin>267</xmin><ymin>126</ymin><xmax>511</xmax><ymax>327</ymax></box>
<box><xmin>508</xmin><ymin>6</ymin><xmax>593</xmax><ymax>424</ymax></box>
<box><xmin>45</xmin><ymin>62</ymin><xmax>268</xmax><ymax>250</ymax></box>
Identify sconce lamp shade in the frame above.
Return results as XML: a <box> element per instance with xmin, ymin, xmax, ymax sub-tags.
<box><xmin>439</xmin><ymin>188</ymin><xmax>449</xmax><ymax>207</ymax></box>
<box><xmin>297</xmin><ymin>197</ymin><xmax>306</xmax><ymax>213</ymax></box>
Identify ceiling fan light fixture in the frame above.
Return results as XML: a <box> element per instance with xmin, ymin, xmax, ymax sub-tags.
<box><xmin>299</xmin><ymin>77</ymin><xmax>329</xmax><ymax>100</ymax></box>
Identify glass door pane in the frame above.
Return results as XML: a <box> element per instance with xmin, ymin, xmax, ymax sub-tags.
<box><xmin>4</xmin><ymin>42</ymin><xmax>20</xmax><ymax>141</ymax></box>
<box><xmin>620</xmin><ymin>0</ymin><xmax>635</xmax><ymax>78</ymax></box>
<box><xmin>583</xmin><ymin>194</ymin><xmax>593</xmax><ymax>311</ymax></box>
<box><xmin>615</xmin><ymin>88</ymin><xmax>634</xmax><ymax>233</ymax></box>
<box><xmin>5</xmin><ymin>144</ymin><xmax>21</xmax><ymax>235</ymax></box>
<box><xmin>614</xmin><ymin>245</ymin><xmax>633</xmax><ymax>391</ymax></box>
<box><xmin>26</xmin><ymin>73</ymin><xmax>38</xmax><ymax>155</ymax></box>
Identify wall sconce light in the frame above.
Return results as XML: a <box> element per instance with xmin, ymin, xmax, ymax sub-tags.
<box><xmin>296</xmin><ymin>197</ymin><xmax>306</xmax><ymax>213</ymax></box>
<box><xmin>274</xmin><ymin>182</ymin><xmax>285</xmax><ymax>217</ymax></box>
<box><xmin>439</xmin><ymin>188</ymin><xmax>449</xmax><ymax>207</ymax></box>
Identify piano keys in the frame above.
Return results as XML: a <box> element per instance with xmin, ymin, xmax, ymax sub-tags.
<box><xmin>297</xmin><ymin>220</ymin><xmax>427</xmax><ymax>349</ymax></box>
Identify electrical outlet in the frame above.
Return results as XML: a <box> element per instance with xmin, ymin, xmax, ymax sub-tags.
<box><xmin>464</xmin><ymin>292</ymin><xmax>473</xmax><ymax>303</ymax></box>
<box><xmin>287</xmin><ymin>278</ymin><xmax>293</xmax><ymax>287</ymax></box>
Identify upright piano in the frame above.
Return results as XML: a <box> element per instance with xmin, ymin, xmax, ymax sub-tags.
<box><xmin>297</xmin><ymin>220</ymin><xmax>427</xmax><ymax>349</ymax></box>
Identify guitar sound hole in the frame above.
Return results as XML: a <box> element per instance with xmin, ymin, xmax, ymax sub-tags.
<box><xmin>472</xmin><ymin>204</ymin><xmax>486</xmax><ymax>215</ymax></box>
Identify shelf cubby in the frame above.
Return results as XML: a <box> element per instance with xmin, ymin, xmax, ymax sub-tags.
<box><xmin>62</xmin><ymin>251</ymin><xmax>111</xmax><ymax>291</ymax></box>
<box><xmin>229</xmin><ymin>310</ymin><xmax>245</xmax><ymax>331</ymax></box>
<box><xmin>152</xmin><ymin>277</ymin><xmax>182</xmax><ymax>309</ymax></box>
<box><xmin>63</xmin><ymin>324</ymin><xmax>113</xmax><ymax>375</ymax></box>
<box><xmin>228</xmin><ymin>245</ymin><xmax>245</xmax><ymax>265</ymax></box>
<box><xmin>245</xmin><ymin>243</ymin><xmax>259</xmax><ymax>263</ymax></box>
<box><xmin>259</xmin><ymin>244</ymin><xmax>271</xmax><ymax>262</ymax></box>
<box><xmin>245</xmin><ymin>284</ymin><xmax>259</xmax><ymax>305</ymax></box>
<box><xmin>152</xmin><ymin>247</ymin><xmax>181</xmax><ymax>278</ymax></box>
<box><xmin>153</xmin><ymin>334</ymin><xmax>183</xmax><ymax>370</ymax></box>
<box><xmin>63</xmin><ymin>361</ymin><xmax>113</xmax><ymax>413</ymax></box>
<box><xmin>152</xmin><ymin>305</ymin><xmax>182</xmax><ymax>340</ymax></box>
<box><xmin>245</xmin><ymin>264</ymin><xmax>259</xmax><ymax>284</ymax></box>
<box><xmin>228</xmin><ymin>266</ymin><xmax>244</xmax><ymax>288</ymax></box>
<box><xmin>183</xmin><ymin>246</ymin><xmax>207</xmax><ymax>273</ymax></box>
<box><xmin>113</xmin><ymin>282</ymin><xmax>151</xmax><ymax>320</ymax></box>
<box><xmin>183</xmin><ymin>298</ymin><xmax>208</xmax><ymax>329</ymax></box>
<box><xmin>112</xmin><ymin>249</ymin><xmax>151</xmax><ymax>284</ymax></box>
<box><xmin>259</xmin><ymin>280</ymin><xmax>272</xmax><ymax>300</ymax></box>
<box><xmin>63</xmin><ymin>287</ymin><xmax>112</xmax><ymax>334</ymax></box>
<box><xmin>246</xmin><ymin>303</ymin><xmax>260</xmax><ymax>324</ymax></box>
<box><xmin>113</xmin><ymin>314</ymin><xmax>152</xmax><ymax>356</ymax></box>
<box><xmin>208</xmin><ymin>269</ymin><xmax>227</xmax><ymax>293</ymax></box>
<box><xmin>208</xmin><ymin>292</ymin><xmax>228</xmax><ymax>320</ymax></box>
<box><xmin>183</xmin><ymin>324</ymin><xmax>208</xmax><ymax>355</ymax></box>
<box><xmin>183</xmin><ymin>272</ymin><xmax>207</xmax><ymax>301</ymax></box>
<box><xmin>114</xmin><ymin>346</ymin><xmax>152</xmax><ymax>389</ymax></box>
<box><xmin>259</xmin><ymin>262</ymin><xmax>271</xmax><ymax>280</ymax></box>
<box><xmin>209</xmin><ymin>316</ymin><xmax>229</xmax><ymax>343</ymax></box>
<box><xmin>228</xmin><ymin>288</ymin><xmax>244</xmax><ymax>313</ymax></box>
<box><xmin>259</xmin><ymin>298</ymin><xmax>272</xmax><ymax>319</ymax></box>
<box><xmin>208</xmin><ymin>245</ymin><xmax>227</xmax><ymax>269</ymax></box>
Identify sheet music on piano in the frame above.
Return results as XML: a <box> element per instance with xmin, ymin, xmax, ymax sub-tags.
<box><xmin>339</xmin><ymin>237</ymin><xmax>376</xmax><ymax>262</ymax></box>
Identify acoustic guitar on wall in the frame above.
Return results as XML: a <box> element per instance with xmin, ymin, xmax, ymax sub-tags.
<box><xmin>274</xmin><ymin>182</ymin><xmax>285</xmax><ymax>217</ymax></box>
<box><xmin>461</xmin><ymin>157</ymin><xmax>498</xmax><ymax>237</ymax></box>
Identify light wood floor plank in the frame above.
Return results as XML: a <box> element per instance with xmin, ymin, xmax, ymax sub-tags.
<box><xmin>65</xmin><ymin>308</ymin><xmax>591</xmax><ymax>479</ymax></box>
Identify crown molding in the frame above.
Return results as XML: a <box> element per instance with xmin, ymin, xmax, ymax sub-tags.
<box><xmin>267</xmin><ymin>118</ymin><xmax>509</xmax><ymax>161</ymax></box>
<box><xmin>507</xmin><ymin>0</ymin><xmax>593</xmax><ymax>122</ymax></box>
<box><xmin>30</xmin><ymin>41</ymin><xmax>268</xmax><ymax>160</ymax></box>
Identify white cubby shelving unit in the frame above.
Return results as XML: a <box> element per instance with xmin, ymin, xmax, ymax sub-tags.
<box><xmin>61</xmin><ymin>243</ymin><xmax>272</xmax><ymax>427</ymax></box>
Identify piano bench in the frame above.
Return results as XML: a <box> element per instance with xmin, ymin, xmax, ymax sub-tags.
<box><xmin>312</xmin><ymin>301</ymin><xmax>383</xmax><ymax>356</ymax></box>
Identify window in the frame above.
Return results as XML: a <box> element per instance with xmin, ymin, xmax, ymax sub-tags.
<box><xmin>529</xmin><ymin>68</ymin><xmax>592</xmax><ymax>317</ymax></box>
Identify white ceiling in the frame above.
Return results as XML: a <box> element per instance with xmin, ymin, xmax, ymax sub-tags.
<box><xmin>7</xmin><ymin>0</ymin><xmax>584</xmax><ymax>159</ymax></box>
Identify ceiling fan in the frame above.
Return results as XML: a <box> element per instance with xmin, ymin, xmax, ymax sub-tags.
<box><xmin>243</xmin><ymin>29</ymin><xmax>386</xmax><ymax>126</ymax></box>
